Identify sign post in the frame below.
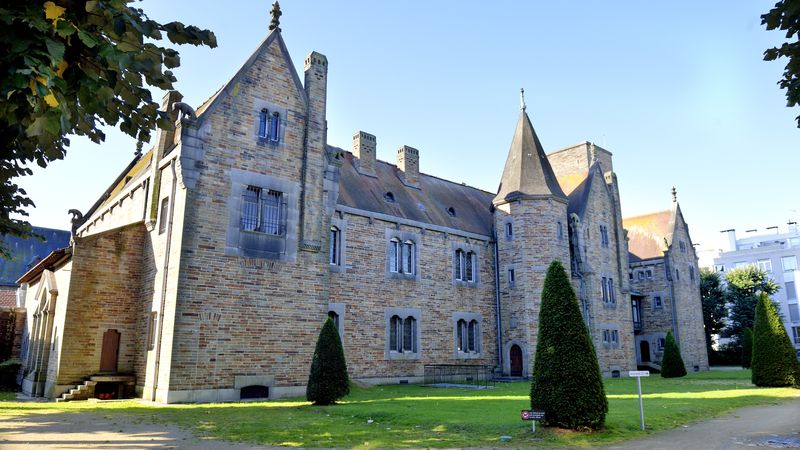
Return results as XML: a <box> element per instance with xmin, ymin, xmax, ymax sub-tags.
<box><xmin>521</xmin><ymin>410</ymin><xmax>545</xmax><ymax>432</ymax></box>
<box><xmin>628</xmin><ymin>370</ymin><xmax>650</xmax><ymax>430</ymax></box>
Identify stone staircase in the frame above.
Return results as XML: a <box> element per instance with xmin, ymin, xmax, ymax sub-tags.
<box><xmin>56</xmin><ymin>380</ymin><xmax>97</xmax><ymax>402</ymax></box>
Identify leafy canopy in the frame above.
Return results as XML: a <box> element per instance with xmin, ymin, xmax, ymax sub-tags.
<box><xmin>762</xmin><ymin>0</ymin><xmax>800</xmax><ymax>127</ymax></box>
<box><xmin>724</xmin><ymin>265</ymin><xmax>779</xmax><ymax>344</ymax></box>
<box><xmin>699</xmin><ymin>268</ymin><xmax>727</xmax><ymax>353</ymax></box>
<box><xmin>0</xmin><ymin>1</ymin><xmax>216</xmax><ymax>256</ymax></box>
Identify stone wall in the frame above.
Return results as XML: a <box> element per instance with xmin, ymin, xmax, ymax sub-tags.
<box><xmin>328</xmin><ymin>211</ymin><xmax>498</xmax><ymax>381</ymax></box>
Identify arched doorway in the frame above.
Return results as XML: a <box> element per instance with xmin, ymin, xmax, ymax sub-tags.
<box><xmin>510</xmin><ymin>344</ymin><xmax>523</xmax><ymax>376</ymax></box>
<box><xmin>639</xmin><ymin>340</ymin><xmax>650</xmax><ymax>363</ymax></box>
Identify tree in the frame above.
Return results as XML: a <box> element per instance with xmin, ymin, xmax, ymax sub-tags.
<box><xmin>751</xmin><ymin>293</ymin><xmax>797</xmax><ymax>387</ymax></box>
<box><xmin>725</xmin><ymin>266</ymin><xmax>779</xmax><ymax>346</ymax></box>
<box><xmin>700</xmin><ymin>268</ymin><xmax>727</xmax><ymax>356</ymax></box>
<box><xmin>0</xmin><ymin>1</ymin><xmax>217</xmax><ymax>256</ymax></box>
<box><xmin>741</xmin><ymin>327</ymin><xmax>753</xmax><ymax>369</ymax></box>
<box><xmin>531</xmin><ymin>261</ymin><xmax>607</xmax><ymax>430</ymax></box>
<box><xmin>762</xmin><ymin>0</ymin><xmax>800</xmax><ymax>127</ymax></box>
<box><xmin>660</xmin><ymin>331</ymin><xmax>687</xmax><ymax>378</ymax></box>
<box><xmin>306</xmin><ymin>318</ymin><xmax>350</xmax><ymax>405</ymax></box>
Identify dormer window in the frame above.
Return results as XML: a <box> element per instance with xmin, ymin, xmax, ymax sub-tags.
<box><xmin>447</xmin><ymin>207</ymin><xmax>456</xmax><ymax>217</ymax></box>
<box><xmin>384</xmin><ymin>192</ymin><xmax>395</xmax><ymax>203</ymax></box>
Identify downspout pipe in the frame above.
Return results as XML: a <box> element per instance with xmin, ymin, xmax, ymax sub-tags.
<box><xmin>492</xmin><ymin>225</ymin><xmax>503</xmax><ymax>373</ymax></box>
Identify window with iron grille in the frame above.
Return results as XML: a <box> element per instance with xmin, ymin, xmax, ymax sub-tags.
<box><xmin>241</xmin><ymin>186</ymin><xmax>284</xmax><ymax>235</ymax></box>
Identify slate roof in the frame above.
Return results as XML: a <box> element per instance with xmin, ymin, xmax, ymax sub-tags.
<box><xmin>335</xmin><ymin>148</ymin><xmax>495</xmax><ymax>236</ymax></box>
<box><xmin>623</xmin><ymin>209</ymin><xmax>675</xmax><ymax>262</ymax></box>
<box><xmin>0</xmin><ymin>227</ymin><xmax>71</xmax><ymax>286</ymax></box>
<box><xmin>562</xmin><ymin>163</ymin><xmax>604</xmax><ymax>218</ymax></box>
<box><xmin>494</xmin><ymin>111</ymin><xmax>566</xmax><ymax>204</ymax></box>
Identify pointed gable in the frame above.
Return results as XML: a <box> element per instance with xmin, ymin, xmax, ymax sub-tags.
<box><xmin>494</xmin><ymin>111</ymin><xmax>566</xmax><ymax>205</ymax></box>
<box><xmin>194</xmin><ymin>29</ymin><xmax>308</xmax><ymax>124</ymax></box>
<box><xmin>566</xmin><ymin>162</ymin><xmax>608</xmax><ymax>218</ymax></box>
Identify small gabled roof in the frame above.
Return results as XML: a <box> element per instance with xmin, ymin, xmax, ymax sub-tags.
<box><xmin>0</xmin><ymin>227</ymin><xmax>71</xmax><ymax>287</ymax></box>
<box><xmin>565</xmin><ymin>162</ymin><xmax>605</xmax><ymax>218</ymax></box>
<box><xmin>624</xmin><ymin>208</ymin><xmax>675</xmax><ymax>262</ymax></box>
<box><xmin>494</xmin><ymin>111</ymin><xmax>566</xmax><ymax>205</ymax></box>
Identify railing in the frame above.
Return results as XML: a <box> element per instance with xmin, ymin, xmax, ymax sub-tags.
<box><xmin>423</xmin><ymin>364</ymin><xmax>495</xmax><ymax>388</ymax></box>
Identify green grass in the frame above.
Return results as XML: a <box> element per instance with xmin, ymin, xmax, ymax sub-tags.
<box><xmin>0</xmin><ymin>370</ymin><xmax>797</xmax><ymax>448</ymax></box>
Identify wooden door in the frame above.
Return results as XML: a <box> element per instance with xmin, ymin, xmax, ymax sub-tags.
<box><xmin>510</xmin><ymin>344</ymin><xmax>523</xmax><ymax>376</ymax></box>
<box><xmin>100</xmin><ymin>329</ymin><xmax>120</xmax><ymax>372</ymax></box>
<box><xmin>640</xmin><ymin>340</ymin><xmax>650</xmax><ymax>363</ymax></box>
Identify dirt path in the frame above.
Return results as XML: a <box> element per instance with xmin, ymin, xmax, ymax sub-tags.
<box><xmin>607</xmin><ymin>398</ymin><xmax>800</xmax><ymax>449</ymax></box>
<box><xmin>0</xmin><ymin>409</ymin><xmax>268</xmax><ymax>449</ymax></box>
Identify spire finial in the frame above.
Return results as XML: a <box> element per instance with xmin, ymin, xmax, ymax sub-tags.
<box><xmin>672</xmin><ymin>186</ymin><xmax>677</xmax><ymax>203</ymax></box>
<box><xmin>269</xmin><ymin>1</ymin><xmax>282</xmax><ymax>32</ymax></box>
<box><xmin>520</xmin><ymin>88</ymin><xmax>526</xmax><ymax>111</ymax></box>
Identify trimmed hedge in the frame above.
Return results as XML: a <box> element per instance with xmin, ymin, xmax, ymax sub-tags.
<box><xmin>0</xmin><ymin>358</ymin><xmax>21</xmax><ymax>388</ymax></box>
<box><xmin>531</xmin><ymin>261</ymin><xmax>607</xmax><ymax>430</ymax></box>
<box><xmin>660</xmin><ymin>331</ymin><xmax>687</xmax><ymax>378</ymax></box>
<box><xmin>741</xmin><ymin>327</ymin><xmax>753</xmax><ymax>369</ymax></box>
<box><xmin>306</xmin><ymin>318</ymin><xmax>350</xmax><ymax>405</ymax></box>
<box><xmin>751</xmin><ymin>293</ymin><xmax>797</xmax><ymax>387</ymax></box>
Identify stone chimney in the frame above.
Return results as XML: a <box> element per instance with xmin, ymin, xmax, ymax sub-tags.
<box><xmin>352</xmin><ymin>131</ymin><xmax>376</xmax><ymax>177</ymax></box>
<box><xmin>397</xmin><ymin>145</ymin><xmax>420</xmax><ymax>188</ymax></box>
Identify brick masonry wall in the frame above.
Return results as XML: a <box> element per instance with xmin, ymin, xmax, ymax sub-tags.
<box><xmin>165</xmin><ymin>34</ymin><xmax>331</xmax><ymax>393</ymax></box>
<box><xmin>56</xmin><ymin>224</ymin><xmax>146</xmax><ymax>388</ymax></box>
<box><xmin>572</xmin><ymin>170</ymin><xmax>636</xmax><ymax>375</ymax></box>
<box><xmin>668</xmin><ymin>211</ymin><xmax>709</xmax><ymax>370</ymax></box>
<box><xmin>495</xmin><ymin>198</ymin><xmax>570</xmax><ymax>376</ymax></box>
<box><xmin>328</xmin><ymin>213</ymin><xmax>498</xmax><ymax>379</ymax></box>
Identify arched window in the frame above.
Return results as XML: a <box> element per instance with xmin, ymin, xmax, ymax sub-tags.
<box><xmin>505</xmin><ymin>222</ymin><xmax>513</xmax><ymax>239</ymax></box>
<box><xmin>468</xmin><ymin>319</ymin><xmax>478</xmax><ymax>352</ymax></box>
<box><xmin>329</xmin><ymin>226</ymin><xmax>340</xmax><ymax>265</ymax></box>
<box><xmin>465</xmin><ymin>251</ymin><xmax>475</xmax><ymax>282</ymax></box>
<box><xmin>390</xmin><ymin>315</ymin><xmax>417</xmax><ymax>353</ymax></box>
<box><xmin>402</xmin><ymin>240</ymin><xmax>414</xmax><ymax>274</ymax></box>
<box><xmin>389</xmin><ymin>238</ymin><xmax>400</xmax><ymax>273</ymax></box>
<box><xmin>557</xmin><ymin>221</ymin><xmax>563</xmax><ymax>240</ymax></box>
<box><xmin>457</xmin><ymin>319</ymin><xmax>467</xmax><ymax>352</ymax></box>
<box><xmin>456</xmin><ymin>318</ymin><xmax>479</xmax><ymax>353</ymax></box>
<box><xmin>389</xmin><ymin>315</ymin><xmax>402</xmax><ymax>351</ymax></box>
<box><xmin>269</xmin><ymin>112</ymin><xmax>280</xmax><ymax>142</ymax></box>
<box><xmin>455</xmin><ymin>249</ymin><xmax>464</xmax><ymax>281</ymax></box>
<box><xmin>403</xmin><ymin>316</ymin><xmax>416</xmax><ymax>353</ymax></box>
<box><xmin>258</xmin><ymin>108</ymin><xmax>269</xmax><ymax>138</ymax></box>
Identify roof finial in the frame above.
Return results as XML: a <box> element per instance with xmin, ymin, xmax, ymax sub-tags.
<box><xmin>672</xmin><ymin>186</ymin><xmax>677</xmax><ymax>203</ymax></box>
<box><xmin>590</xmin><ymin>142</ymin><xmax>597</xmax><ymax>165</ymax></box>
<box><xmin>269</xmin><ymin>1</ymin><xmax>282</xmax><ymax>32</ymax></box>
<box><xmin>520</xmin><ymin>88</ymin><xmax>526</xmax><ymax>111</ymax></box>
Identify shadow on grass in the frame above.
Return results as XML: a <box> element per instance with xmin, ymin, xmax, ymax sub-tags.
<box><xmin>1</xmin><ymin>371</ymin><xmax>798</xmax><ymax>448</ymax></box>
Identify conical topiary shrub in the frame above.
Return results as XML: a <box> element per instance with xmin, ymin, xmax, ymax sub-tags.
<box><xmin>741</xmin><ymin>327</ymin><xmax>753</xmax><ymax>369</ymax></box>
<box><xmin>751</xmin><ymin>293</ymin><xmax>797</xmax><ymax>387</ymax></box>
<box><xmin>306</xmin><ymin>317</ymin><xmax>350</xmax><ymax>405</ymax></box>
<box><xmin>660</xmin><ymin>331</ymin><xmax>687</xmax><ymax>378</ymax></box>
<box><xmin>530</xmin><ymin>261</ymin><xmax>607</xmax><ymax>430</ymax></box>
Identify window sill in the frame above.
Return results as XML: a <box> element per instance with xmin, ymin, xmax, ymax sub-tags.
<box><xmin>453</xmin><ymin>279</ymin><xmax>479</xmax><ymax>288</ymax></box>
<box><xmin>387</xmin><ymin>271</ymin><xmax>417</xmax><ymax>281</ymax></box>
<box><xmin>386</xmin><ymin>351</ymin><xmax>419</xmax><ymax>361</ymax></box>
<box><xmin>455</xmin><ymin>351</ymin><xmax>482</xmax><ymax>359</ymax></box>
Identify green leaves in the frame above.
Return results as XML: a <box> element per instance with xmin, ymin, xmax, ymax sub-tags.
<box><xmin>761</xmin><ymin>0</ymin><xmax>800</xmax><ymax>126</ymax></box>
<box><xmin>0</xmin><ymin>1</ymin><xmax>217</xmax><ymax>255</ymax></box>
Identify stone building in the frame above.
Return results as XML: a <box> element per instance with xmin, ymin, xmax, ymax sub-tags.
<box><xmin>16</xmin><ymin>5</ymin><xmax>705</xmax><ymax>402</ymax></box>
<box><xmin>623</xmin><ymin>190</ymin><xmax>710</xmax><ymax>371</ymax></box>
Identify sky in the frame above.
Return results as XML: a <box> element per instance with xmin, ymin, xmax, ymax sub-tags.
<box><xmin>15</xmin><ymin>1</ymin><xmax>799</xmax><ymax>266</ymax></box>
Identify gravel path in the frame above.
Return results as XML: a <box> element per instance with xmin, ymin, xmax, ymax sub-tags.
<box><xmin>607</xmin><ymin>398</ymin><xmax>800</xmax><ymax>449</ymax></box>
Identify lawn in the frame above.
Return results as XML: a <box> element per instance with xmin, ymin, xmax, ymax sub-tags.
<box><xmin>0</xmin><ymin>369</ymin><xmax>797</xmax><ymax>448</ymax></box>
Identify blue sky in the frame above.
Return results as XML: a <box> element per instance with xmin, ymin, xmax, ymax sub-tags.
<box><xmin>17</xmin><ymin>1</ymin><xmax>799</xmax><ymax>261</ymax></box>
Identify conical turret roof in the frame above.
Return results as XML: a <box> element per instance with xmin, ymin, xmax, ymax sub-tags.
<box><xmin>493</xmin><ymin>110</ymin><xmax>567</xmax><ymax>205</ymax></box>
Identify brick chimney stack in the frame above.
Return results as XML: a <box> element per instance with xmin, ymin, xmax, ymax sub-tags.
<box><xmin>397</xmin><ymin>145</ymin><xmax>420</xmax><ymax>188</ymax></box>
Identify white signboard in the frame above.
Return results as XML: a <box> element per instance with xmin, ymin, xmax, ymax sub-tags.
<box><xmin>629</xmin><ymin>370</ymin><xmax>650</xmax><ymax>377</ymax></box>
